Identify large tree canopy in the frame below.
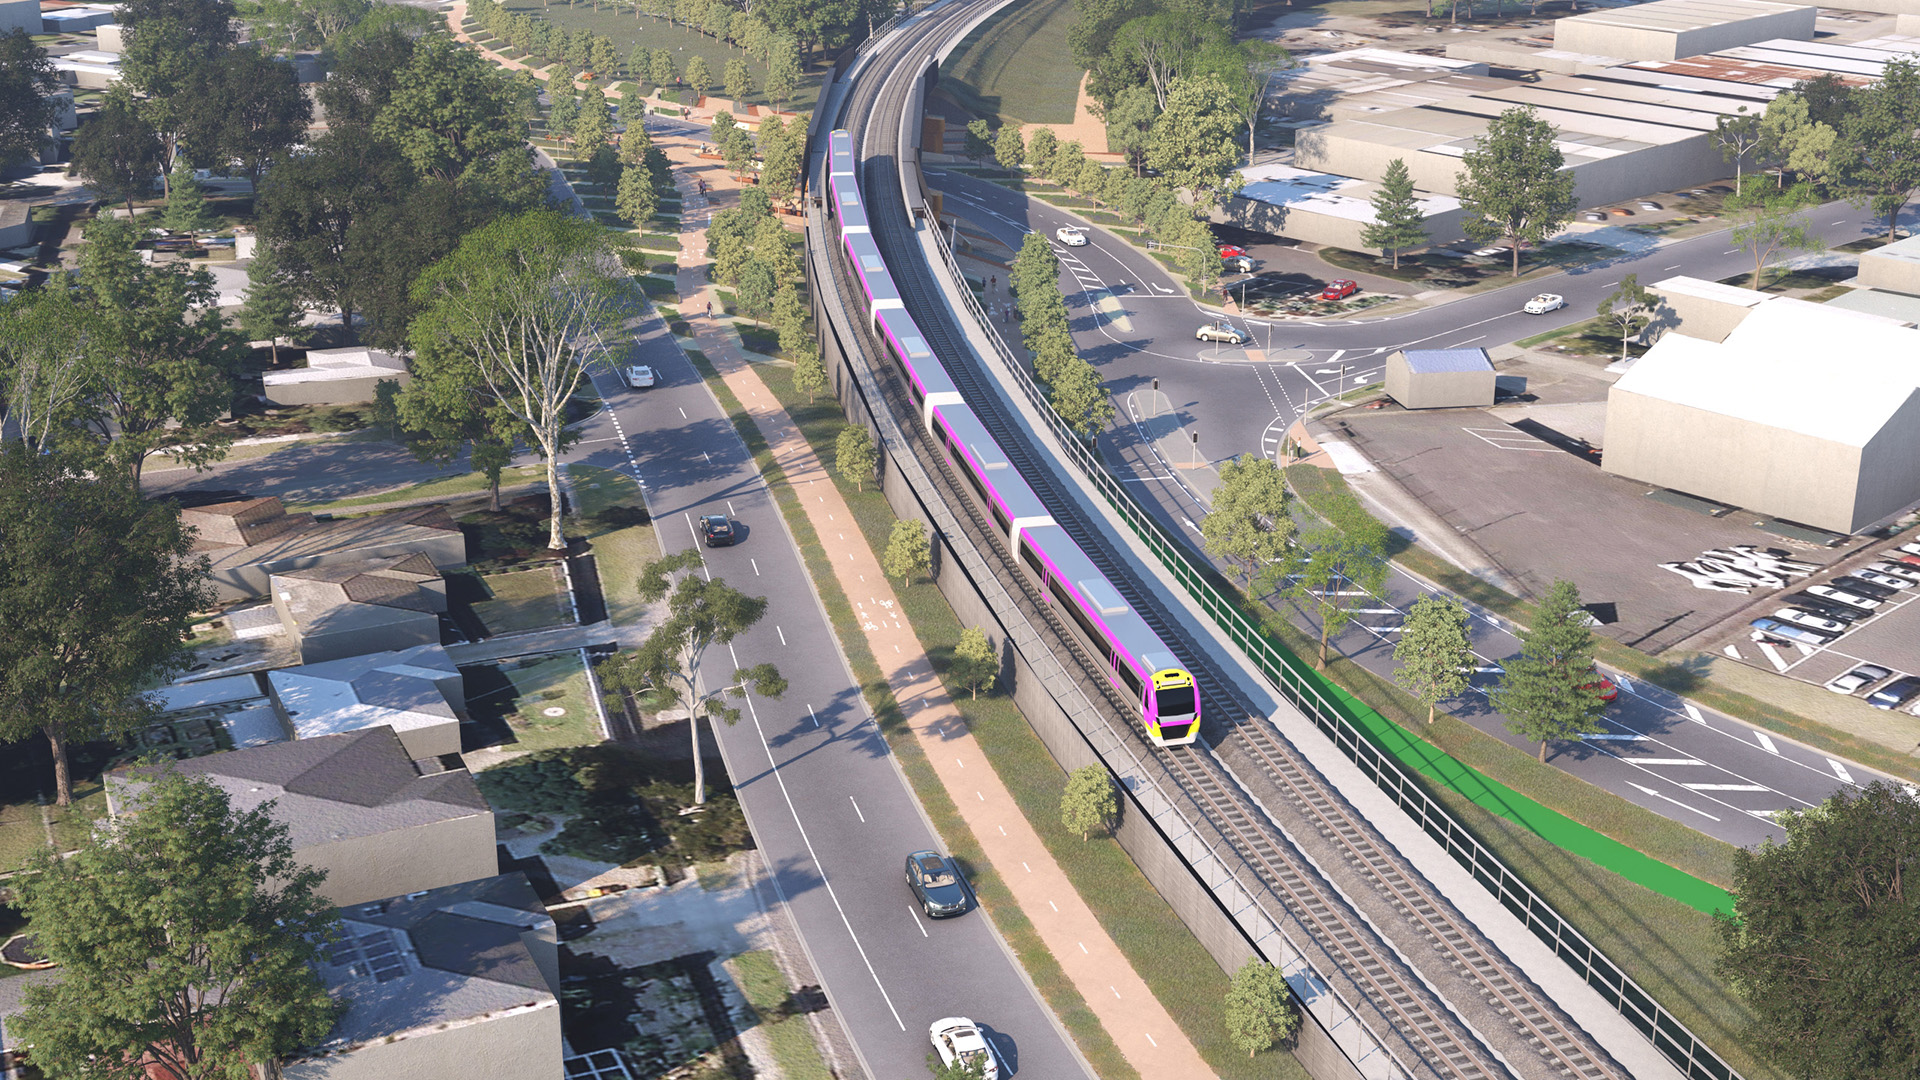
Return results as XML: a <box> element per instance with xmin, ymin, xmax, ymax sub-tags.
<box><xmin>0</xmin><ymin>29</ymin><xmax>59</xmax><ymax>167</ymax></box>
<box><xmin>373</xmin><ymin>35</ymin><xmax>532</xmax><ymax>182</ymax></box>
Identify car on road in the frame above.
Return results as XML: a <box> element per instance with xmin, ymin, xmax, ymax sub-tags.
<box><xmin>1320</xmin><ymin>279</ymin><xmax>1358</xmax><ymax>301</ymax></box>
<box><xmin>699</xmin><ymin>514</ymin><xmax>735</xmax><ymax>547</ymax></box>
<box><xmin>1867</xmin><ymin>560</ymin><xmax>1920</xmax><ymax>584</ymax></box>
<box><xmin>1867</xmin><ymin>674</ymin><xmax>1920</xmax><ymax>710</ymax></box>
<box><xmin>1771</xmin><ymin>607</ymin><xmax>1849</xmax><ymax>635</ymax></box>
<box><xmin>904</xmin><ymin>851</ymin><xmax>968</xmax><ymax>917</ymax></box>
<box><xmin>1807</xmin><ymin>582</ymin><xmax>1883</xmax><ymax>610</ymax></box>
<box><xmin>622</xmin><ymin>364</ymin><xmax>656</xmax><ymax>389</ymax></box>
<box><xmin>1749</xmin><ymin>617</ymin><xmax>1836</xmax><ymax>645</ymax></box>
<box><xmin>1055</xmin><ymin>225</ymin><xmax>1088</xmax><ymax>247</ymax></box>
<box><xmin>1827</xmin><ymin>575</ymin><xmax>1897</xmax><ymax>601</ymax></box>
<box><xmin>930</xmin><ymin>1018</ymin><xmax>1000</xmax><ymax>1080</ymax></box>
<box><xmin>1524</xmin><ymin>293</ymin><xmax>1567</xmax><ymax>314</ymax></box>
<box><xmin>1195</xmin><ymin>320</ymin><xmax>1250</xmax><ymax>345</ymax></box>
<box><xmin>1853</xmin><ymin>568</ymin><xmax>1912</xmax><ymax>591</ymax></box>
<box><xmin>1828</xmin><ymin>664</ymin><xmax>1893</xmax><ymax>694</ymax></box>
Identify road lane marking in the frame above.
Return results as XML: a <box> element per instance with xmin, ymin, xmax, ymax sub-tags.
<box><xmin>1628</xmin><ymin>782</ymin><xmax>1721</xmax><ymax>820</ymax></box>
<box><xmin>1048</xmin><ymin>900</ymin><xmax>1058</xmax><ymax>911</ymax></box>
<box><xmin>1755</xmin><ymin>731</ymin><xmax>1780</xmax><ymax>754</ymax></box>
<box><xmin>808</xmin><ymin>704</ymin><xmax>819</xmax><ymax>728</ymax></box>
<box><xmin>849</xmin><ymin>796</ymin><xmax>864</xmax><ymax>821</ymax></box>
<box><xmin>679</xmin><ymin>407</ymin><xmax>687</xmax><ymax>418</ymax></box>
<box><xmin>1584</xmin><ymin>733</ymin><xmax>1649</xmax><ymax>741</ymax></box>
<box><xmin>1663</xmin><ymin>264</ymin><xmax>1682</xmax><ymax>270</ymax></box>
<box><xmin>1683</xmin><ymin>703</ymin><xmax>1704</xmax><ymax>722</ymax></box>
<box><xmin>907</xmin><ymin>906</ymin><xmax>927</xmax><ymax>936</ymax></box>
<box><xmin>1683</xmin><ymin>783</ymin><xmax>1769</xmax><ymax>791</ymax></box>
<box><xmin>1145</xmin><ymin>1034</ymin><xmax>1158</xmax><ymax>1047</ymax></box>
<box><xmin>1023</xmin><ymin>862</ymin><xmax>1031</xmax><ymax>872</ymax></box>
<box><xmin>776</xmin><ymin>626</ymin><xmax>787</xmax><ymax>646</ymax></box>
<box><xmin>1079</xmin><ymin>942</ymin><xmax>1089</xmax><ymax>954</ymax></box>
<box><xmin>1632</xmin><ymin>758</ymin><xmax>1707</xmax><ymax>765</ymax></box>
<box><xmin>1112</xmin><ymin>987</ymin><xmax>1122</xmax><ymax>999</ymax></box>
<box><xmin>751</xmin><ymin>558</ymin><xmax>760</xmax><ymax>575</ymax></box>
<box><xmin>1830</xmin><ymin>759</ymin><xmax>1854</xmax><ymax>783</ymax></box>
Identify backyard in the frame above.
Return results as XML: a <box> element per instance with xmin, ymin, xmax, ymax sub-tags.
<box><xmin>448</xmin><ymin>564</ymin><xmax>576</xmax><ymax>639</ymax></box>
<box><xmin>463</xmin><ymin>651</ymin><xmax>602</xmax><ymax>752</ymax></box>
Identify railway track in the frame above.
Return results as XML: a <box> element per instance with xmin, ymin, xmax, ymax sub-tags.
<box><xmin>819</xmin><ymin>11</ymin><xmax>1634</xmax><ymax>1079</ymax></box>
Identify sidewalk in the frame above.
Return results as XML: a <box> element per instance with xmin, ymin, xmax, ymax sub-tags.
<box><xmin>664</xmin><ymin>144</ymin><xmax>1215</xmax><ymax>1080</ymax></box>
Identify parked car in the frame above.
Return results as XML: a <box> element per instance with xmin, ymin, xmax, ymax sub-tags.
<box><xmin>1054</xmin><ymin>225</ymin><xmax>1088</xmax><ymax>247</ymax></box>
<box><xmin>1581</xmin><ymin>211</ymin><xmax>1607</xmax><ymax>222</ymax></box>
<box><xmin>1784</xmin><ymin>592</ymin><xmax>1867</xmax><ymax>623</ymax></box>
<box><xmin>1471</xmin><ymin>245</ymin><xmax>1505</xmax><ymax>257</ymax></box>
<box><xmin>1524</xmin><ymin>293</ymin><xmax>1566</xmax><ymax>314</ymax></box>
<box><xmin>700</xmin><ymin>514</ymin><xmax>735</xmax><ymax>547</ymax></box>
<box><xmin>1195</xmin><ymin>320</ymin><xmax>1250</xmax><ymax>344</ymax></box>
<box><xmin>1827</xmin><ymin>575</ymin><xmax>1897</xmax><ymax>601</ymax></box>
<box><xmin>1771</xmin><ymin>607</ymin><xmax>1849</xmax><ymax>635</ymax></box>
<box><xmin>1867</xmin><ymin>674</ymin><xmax>1920</xmax><ymax>710</ymax></box>
<box><xmin>1896</xmin><ymin>540</ymin><xmax>1920</xmax><ymax>557</ymax></box>
<box><xmin>1581</xmin><ymin>673</ymin><xmax>1618</xmax><ymax>702</ymax></box>
<box><xmin>1638</xmin><ymin>200</ymin><xmax>1662</xmax><ymax>211</ymax></box>
<box><xmin>904</xmin><ymin>851</ymin><xmax>969</xmax><ymax>917</ymax></box>
<box><xmin>1807</xmin><ymin>582</ymin><xmax>1883</xmax><ymax>610</ymax></box>
<box><xmin>1853</xmin><ymin>568</ymin><xmax>1912</xmax><ymax>591</ymax></box>
<box><xmin>1223</xmin><ymin>253</ymin><xmax>1254</xmax><ymax>273</ymax></box>
<box><xmin>1749</xmin><ymin>617</ymin><xmax>1835</xmax><ymax>646</ymax></box>
<box><xmin>930</xmin><ymin>1019</ymin><xmax>1000</xmax><ymax>1080</ymax></box>
<box><xmin>1319</xmin><ymin>279</ymin><xmax>1358</xmax><ymax>301</ymax></box>
<box><xmin>1896</xmin><ymin>553</ymin><xmax>1920</xmax><ymax>570</ymax></box>
<box><xmin>1867</xmin><ymin>560</ymin><xmax>1920</xmax><ymax>584</ymax></box>
<box><xmin>1828</xmin><ymin>664</ymin><xmax>1893</xmax><ymax>694</ymax></box>
<box><xmin>1218</xmin><ymin>244</ymin><xmax>1248</xmax><ymax>260</ymax></box>
<box><xmin>622</xmin><ymin>364</ymin><xmax>656</xmax><ymax>389</ymax></box>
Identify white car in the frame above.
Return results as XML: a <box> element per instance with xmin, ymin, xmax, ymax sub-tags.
<box><xmin>1828</xmin><ymin>664</ymin><xmax>1892</xmax><ymax>694</ymax></box>
<box><xmin>622</xmin><ymin>365</ymin><xmax>656</xmax><ymax>388</ymax></box>
<box><xmin>1854</xmin><ymin>568</ymin><xmax>1912</xmax><ymax>590</ymax></box>
<box><xmin>1897</xmin><ymin>540</ymin><xmax>1920</xmax><ymax>557</ymax></box>
<box><xmin>1054</xmin><ymin>226</ymin><xmax>1088</xmax><ymax>247</ymax></box>
<box><xmin>1868</xmin><ymin>560</ymin><xmax>1920</xmax><ymax>584</ymax></box>
<box><xmin>1524</xmin><ymin>293</ymin><xmax>1566</xmax><ymax>314</ymax></box>
<box><xmin>930</xmin><ymin>1018</ymin><xmax>1000</xmax><ymax>1080</ymax></box>
<box><xmin>1772</xmin><ymin>607</ymin><xmax>1848</xmax><ymax>635</ymax></box>
<box><xmin>1807</xmin><ymin>583</ymin><xmax>1881</xmax><ymax>611</ymax></box>
<box><xmin>1471</xmin><ymin>245</ymin><xmax>1505</xmax><ymax>258</ymax></box>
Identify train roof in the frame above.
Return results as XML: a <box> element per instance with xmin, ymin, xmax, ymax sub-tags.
<box><xmin>843</xmin><ymin>232</ymin><xmax>901</xmax><ymax>306</ymax></box>
<box><xmin>1020</xmin><ymin>522</ymin><xmax>1174</xmax><ymax>669</ymax></box>
<box><xmin>835</xmin><ymin>184</ymin><xmax>869</xmax><ymax>232</ymax></box>
<box><xmin>876</xmin><ymin>308</ymin><xmax>958</xmax><ymax>398</ymax></box>
<box><xmin>930</xmin><ymin>403</ymin><xmax>1050</xmax><ymax>521</ymax></box>
<box><xmin>828</xmin><ymin>130</ymin><xmax>856</xmax><ymax>174</ymax></box>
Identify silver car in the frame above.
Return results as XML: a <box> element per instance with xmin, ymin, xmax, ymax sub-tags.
<box><xmin>1771</xmin><ymin>607</ymin><xmax>1847</xmax><ymax>635</ymax></box>
<box><xmin>1195</xmin><ymin>321</ymin><xmax>1250</xmax><ymax>345</ymax></box>
<box><xmin>1827</xmin><ymin>664</ymin><xmax>1892</xmax><ymax>694</ymax></box>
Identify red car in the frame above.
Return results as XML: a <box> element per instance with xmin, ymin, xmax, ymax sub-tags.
<box><xmin>1897</xmin><ymin>553</ymin><xmax>1920</xmax><ymax>569</ymax></box>
<box><xmin>1319</xmin><ymin>279</ymin><xmax>1358</xmax><ymax>301</ymax></box>
<box><xmin>1581</xmin><ymin>674</ymin><xmax>1619</xmax><ymax>703</ymax></box>
<box><xmin>1218</xmin><ymin>244</ymin><xmax>1248</xmax><ymax>259</ymax></box>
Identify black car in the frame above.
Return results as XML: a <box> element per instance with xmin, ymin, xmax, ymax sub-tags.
<box><xmin>905</xmin><ymin>851</ymin><xmax>968</xmax><ymax>917</ymax></box>
<box><xmin>1867</xmin><ymin>674</ymin><xmax>1920</xmax><ymax>711</ymax></box>
<box><xmin>1829</xmin><ymin>575</ymin><xmax>1896</xmax><ymax>601</ymax></box>
<box><xmin>1784</xmin><ymin>592</ymin><xmax>1867</xmax><ymax>624</ymax></box>
<box><xmin>700</xmin><ymin>514</ymin><xmax>735</xmax><ymax>547</ymax></box>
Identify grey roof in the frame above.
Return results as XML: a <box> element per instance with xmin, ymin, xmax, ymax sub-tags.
<box><xmin>295</xmin><ymin>874</ymin><xmax>556</xmax><ymax>1059</ymax></box>
<box><xmin>110</xmin><ymin>727</ymin><xmax>488</xmax><ymax>848</ymax></box>
<box><xmin>1401</xmin><ymin>348</ymin><xmax>1494</xmax><ymax>374</ymax></box>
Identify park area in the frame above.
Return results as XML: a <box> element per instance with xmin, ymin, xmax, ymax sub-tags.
<box><xmin>937</xmin><ymin>0</ymin><xmax>1082</xmax><ymax>124</ymax></box>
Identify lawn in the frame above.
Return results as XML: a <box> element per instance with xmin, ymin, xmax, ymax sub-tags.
<box><xmin>493</xmin><ymin>0</ymin><xmax>827</xmax><ymax>114</ymax></box>
<box><xmin>568</xmin><ymin>464</ymin><xmax>661</xmax><ymax>626</ymax></box>
<box><xmin>692</xmin><ymin>350</ymin><xmax>1309</xmax><ymax>1080</ymax></box>
<box><xmin>290</xmin><ymin>464</ymin><xmax>548</xmax><ymax>515</ymax></box>
<box><xmin>451</xmin><ymin>564</ymin><xmax>575</xmax><ymax>637</ymax></box>
<box><xmin>1514</xmin><ymin>313</ymin><xmax>1647</xmax><ymax>359</ymax></box>
<box><xmin>0</xmin><ymin>740</ymin><xmax>116</xmax><ymax>875</ymax></box>
<box><xmin>462</xmin><ymin>651</ymin><xmax>602</xmax><ymax>752</ymax></box>
<box><xmin>939</xmin><ymin>0</ymin><xmax>1083</xmax><ymax>125</ymax></box>
<box><xmin>729</xmin><ymin>951</ymin><xmax>833</xmax><ymax>1080</ymax></box>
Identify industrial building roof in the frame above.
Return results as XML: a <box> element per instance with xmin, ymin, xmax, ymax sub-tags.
<box><xmin>1613</xmin><ymin>297</ymin><xmax>1920</xmax><ymax>446</ymax></box>
<box><xmin>1654</xmin><ymin>274</ymin><xmax>1771</xmax><ymax>308</ymax></box>
<box><xmin>1236</xmin><ymin>162</ymin><xmax>1460</xmax><ymax>222</ymax></box>
<box><xmin>1400</xmin><ymin>348</ymin><xmax>1494</xmax><ymax>374</ymax></box>
<box><xmin>1860</xmin><ymin>231</ymin><xmax>1920</xmax><ymax>267</ymax></box>
<box><xmin>1821</xmin><ymin>287</ymin><xmax>1920</xmax><ymax>324</ymax></box>
<box><xmin>1554</xmin><ymin>0</ymin><xmax>1812</xmax><ymax>35</ymax></box>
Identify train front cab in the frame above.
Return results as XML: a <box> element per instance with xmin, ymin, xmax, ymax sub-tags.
<box><xmin>1142</xmin><ymin>659</ymin><xmax>1200</xmax><ymax>746</ymax></box>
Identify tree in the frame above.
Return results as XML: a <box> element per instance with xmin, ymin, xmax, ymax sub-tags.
<box><xmin>1060</xmin><ymin>763</ymin><xmax>1118</xmax><ymax>840</ymax></box>
<box><xmin>0</xmin><ymin>28</ymin><xmax>59</xmax><ymax>168</ymax></box>
<box><xmin>410</xmin><ymin>211</ymin><xmax>627</xmax><ymax>550</ymax></box>
<box><xmin>711</xmin><ymin>109</ymin><xmax>736</xmax><ymax>151</ymax></box>
<box><xmin>1711</xmin><ymin>106</ymin><xmax>1763</xmax><ymax>192</ymax></box>
<box><xmin>1833</xmin><ymin>58</ymin><xmax>1920</xmax><ymax>239</ymax></box>
<box><xmin>1595</xmin><ymin>273</ymin><xmax>1653</xmax><ymax>359</ymax></box>
<box><xmin>0</xmin><ymin>283</ymin><xmax>93</xmax><ymax>451</ymax></box>
<box><xmin>1078</xmin><ymin>161</ymin><xmax>1110</xmax><ymax>208</ymax></box>
<box><xmin>616</xmin><ymin>158</ymin><xmax>660</xmax><ymax>226</ymax></box>
<box><xmin>793</xmin><ymin>345</ymin><xmax>828</xmax><ymax>401</ymax></box>
<box><xmin>1730</xmin><ymin>197</ymin><xmax>1824</xmax><ymax>290</ymax></box>
<box><xmin>1759</xmin><ymin>92</ymin><xmax>1838</xmax><ymax>190</ymax></box>
<box><xmin>765</xmin><ymin>37</ymin><xmax>800</xmax><ymax>108</ymax></box>
<box><xmin>603</xmin><ymin>550</ymin><xmax>787</xmax><ymax>804</ymax></box>
<box><xmin>1392</xmin><ymin>594</ymin><xmax>1473</xmax><ymax>723</ymax></box>
<box><xmin>162</xmin><ymin>158</ymin><xmax>218</xmax><ymax>233</ymax></box>
<box><xmin>1359</xmin><ymin>157</ymin><xmax>1427</xmax><ymax>269</ymax></box>
<box><xmin>885</xmin><ymin>518</ymin><xmax>931</xmax><ymax>585</ymax></box>
<box><xmin>573</xmin><ymin>84</ymin><xmax>613</xmax><ymax>157</ymax></box>
<box><xmin>686</xmin><ymin>52</ymin><xmax>712</xmax><ymax>96</ymax></box>
<box><xmin>314</xmin><ymin>22</ymin><xmax>420</xmax><ymax>130</ymax></box>
<box><xmin>201</xmin><ymin>46</ymin><xmax>312</xmax><ymax>189</ymax></box>
<box><xmin>950</xmin><ymin>626</ymin><xmax>996</xmax><ymax>699</ymax></box>
<box><xmin>1715</xmin><ymin>781</ymin><xmax>1920</xmax><ymax>1080</ymax></box>
<box><xmin>117</xmin><ymin>0</ymin><xmax>237</xmax><ymax>181</ymax></box>
<box><xmin>964</xmin><ymin>118</ymin><xmax>994</xmax><ymax>163</ymax></box>
<box><xmin>1201</xmin><ymin>454</ymin><xmax>1294</xmax><ymax>591</ymax></box>
<box><xmin>994</xmin><ymin>123</ymin><xmax>1025</xmax><ymax>171</ymax></box>
<box><xmin>1147</xmin><ymin>72</ymin><xmax>1245</xmax><ymax>211</ymax></box>
<box><xmin>737</xmin><ymin>259</ymin><xmax>776</xmax><ymax>319</ymax></box>
<box><xmin>1102</xmin><ymin>85</ymin><xmax>1156</xmax><ymax>177</ymax></box>
<box><xmin>1026</xmin><ymin>127</ymin><xmax>1059</xmax><ymax>178</ymax></box>
<box><xmin>1455</xmin><ymin>105</ymin><xmax>1577</xmax><ymax>277</ymax></box>
<box><xmin>591</xmin><ymin>33</ymin><xmax>620</xmax><ymax>75</ymax></box>
<box><xmin>725</xmin><ymin>55</ymin><xmax>753</xmax><ymax>103</ymax></box>
<box><xmin>72</xmin><ymin>90</ymin><xmax>166</xmax><ymax>216</ymax></box>
<box><xmin>1049</xmin><ymin>356</ymin><xmax>1114</xmax><ymax>438</ymax></box>
<box><xmin>375</xmin><ymin>36</ymin><xmax>530</xmax><ymax>183</ymax></box>
<box><xmin>650</xmin><ymin>47</ymin><xmax>679</xmax><ymax>89</ymax></box>
<box><xmin>0</xmin><ymin>446</ymin><xmax>212</xmax><ymax>804</ymax></box>
<box><xmin>1105</xmin><ymin>11</ymin><xmax>1233</xmax><ymax>112</ymax></box>
<box><xmin>836</xmin><ymin>423</ymin><xmax>876</xmax><ymax>491</ymax></box>
<box><xmin>238</xmin><ymin>242</ymin><xmax>306</xmax><ymax>363</ymax></box>
<box><xmin>1224</xmin><ymin>959</ymin><xmax>1298</xmax><ymax>1057</ymax></box>
<box><xmin>722</xmin><ymin>124</ymin><xmax>756</xmax><ymax>177</ymax></box>
<box><xmin>1489</xmin><ymin>579</ymin><xmax>1607</xmax><ymax>762</ymax></box>
<box><xmin>10</xmin><ymin>769</ymin><xmax>340</xmax><ymax>1078</ymax></box>
<box><xmin>758</xmin><ymin>114</ymin><xmax>801</xmax><ymax>204</ymax></box>
<box><xmin>1054</xmin><ymin>141</ymin><xmax>1089</xmax><ymax>193</ymax></box>
<box><xmin>1287</xmin><ymin>489</ymin><xmax>1391</xmax><ymax>669</ymax></box>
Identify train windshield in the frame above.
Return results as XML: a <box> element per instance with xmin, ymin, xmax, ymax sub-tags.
<box><xmin>1155</xmin><ymin>683</ymin><xmax>1196</xmax><ymax>717</ymax></box>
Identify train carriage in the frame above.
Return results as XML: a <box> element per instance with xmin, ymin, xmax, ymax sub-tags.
<box><xmin>927</xmin><ymin>401</ymin><xmax>1051</xmax><ymax>548</ymax></box>
<box><xmin>877</xmin><ymin>308</ymin><xmax>961</xmax><ymax>426</ymax></box>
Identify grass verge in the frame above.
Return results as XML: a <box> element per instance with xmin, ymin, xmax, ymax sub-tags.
<box><xmin>290</xmin><ymin>464</ymin><xmax>548</xmax><ymax>515</ymax></box>
<box><xmin>569</xmin><ymin>464</ymin><xmax>661</xmax><ymax>626</ymax></box>
<box><xmin>462</xmin><ymin>564</ymin><xmax>574</xmax><ymax>635</ymax></box>
<box><xmin>936</xmin><ymin>0</ymin><xmax>1082</xmax><ymax>125</ymax></box>
<box><xmin>730</xmin><ymin>950</ymin><xmax>835</xmax><ymax>1080</ymax></box>
<box><xmin>692</xmin><ymin>346</ymin><xmax>1308</xmax><ymax>1080</ymax></box>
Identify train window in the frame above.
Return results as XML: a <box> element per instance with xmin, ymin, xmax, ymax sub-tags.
<box><xmin>1049</xmin><ymin>579</ymin><xmax>1105</xmax><ymax>654</ymax></box>
<box><xmin>908</xmin><ymin>378</ymin><xmax>925</xmax><ymax>404</ymax></box>
<box><xmin>1155</xmin><ymin>683</ymin><xmax>1197</xmax><ymax>716</ymax></box>
<box><xmin>1114</xmin><ymin>658</ymin><xmax>1143</xmax><ymax>699</ymax></box>
<box><xmin>990</xmin><ymin>500</ymin><xmax>1010</xmax><ymax>533</ymax></box>
<box><xmin>933</xmin><ymin>418</ymin><xmax>954</xmax><ymax>452</ymax></box>
<box><xmin>1020</xmin><ymin>538</ymin><xmax>1045</xmax><ymax>579</ymax></box>
<box><xmin>960</xmin><ymin>455</ymin><xmax>992</xmax><ymax>511</ymax></box>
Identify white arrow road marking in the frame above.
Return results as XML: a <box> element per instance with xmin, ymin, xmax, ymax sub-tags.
<box><xmin>1829</xmin><ymin>759</ymin><xmax>1854</xmax><ymax>783</ymax></box>
<box><xmin>1755</xmin><ymin>731</ymin><xmax>1779</xmax><ymax>754</ymax></box>
<box><xmin>1627</xmin><ymin>782</ymin><xmax>1721</xmax><ymax>821</ymax></box>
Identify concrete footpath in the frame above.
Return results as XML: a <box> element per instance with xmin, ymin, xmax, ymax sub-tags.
<box><xmin>666</xmin><ymin>147</ymin><xmax>1214</xmax><ymax>1079</ymax></box>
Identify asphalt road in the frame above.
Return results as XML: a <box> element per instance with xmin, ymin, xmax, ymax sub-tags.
<box><xmin>930</xmin><ymin>166</ymin><xmax>1911</xmax><ymax>847</ymax></box>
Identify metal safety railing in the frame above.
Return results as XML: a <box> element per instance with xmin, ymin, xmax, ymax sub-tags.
<box><xmin>921</xmin><ymin>223</ymin><xmax>1743</xmax><ymax>1080</ymax></box>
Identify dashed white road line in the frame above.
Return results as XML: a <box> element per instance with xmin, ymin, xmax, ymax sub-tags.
<box><xmin>1754</xmin><ymin>731</ymin><xmax>1780</xmax><ymax>754</ymax></box>
<box><xmin>1684</xmin><ymin>783</ymin><xmax>1769</xmax><ymax>791</ymax></box>
<box><xmin>1829</xmin><ymin>759</ymin><xmax>1854</xmax><ymax>783</ymax></box>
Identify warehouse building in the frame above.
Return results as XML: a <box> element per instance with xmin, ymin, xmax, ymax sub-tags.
<box><xmin>1854</xmin><ymin>232</ymin><xmax>1920</xmax><ymax>295</ymax></box>
<box><xmin>1220</xmin><ymin>163</ymin><xmax>1469</xmax><ymax>250</ymax></box>
<box><xmin>1384</xmin><ymin>348</ymin><xmax>1496</xmax><ymax>409</ymax></box>
<box><xmin>1551</xmin><ymin>0</ymin><xmax>1817</xmax><ymax>62</ymax></box>
<box><xmin>1602</xmin><ymin>297</ymin><xmax>1920</xmax><ymax>533</ymax></box>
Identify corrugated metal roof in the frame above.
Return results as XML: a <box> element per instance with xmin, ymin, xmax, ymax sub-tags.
<box><xmin>1402</xmin><ymin>348</ymin><xmax>1493</xmax><ymax>374</ymax></box>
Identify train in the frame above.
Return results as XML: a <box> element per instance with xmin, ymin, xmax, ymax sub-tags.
<box><xmin>823</xmin><ymin>129</ymin><xmax>1200</xmax><ymax>746</ymax></box>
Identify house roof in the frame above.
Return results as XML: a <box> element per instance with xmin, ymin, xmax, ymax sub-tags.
<box><xmin>267</xmin><ymin>644</ymin><xmax>462</xmax><ymax>744</ymax></box>
<box><xmin>195</xmin><ymin>502</ymin><xmax>461</xmax><ymax>579</ymax></box>
<box><xmin>1401</xmin><ymin>348</ymin><xmax>1494</xmax><ymax>374</ymax></box>
<box><xmin>263</xmin><ymin>347</ymin><xmax>409</xmax><ymax>387</ymax></box>
<box><xmin>109</xmin><ymin>727</ymin><xmax>487</xmax><ymax>848</ymax></box>
<box><xmin>1612</xmin><ymin>296</ymin><xmax>1920</xmax><ymax>446</ymax></box>
<box><xmin>273</xmin><ymin>552</ymin><xmax>442</xmax><ymax>638</ymax></box>
<box><xmin>294</xmin><ymin>874</ymin><xmax>556</xmax><ymax>1060</ymax></box>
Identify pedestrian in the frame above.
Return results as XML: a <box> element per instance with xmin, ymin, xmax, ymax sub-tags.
<box><xmin>706</xmin><ymin>300</ymin><xmax>713</xmax><ymax>318</ymax></box>
<box><xmin>989</xmin><ymin>274</ymin><xmax>996</xmax><ymax>291</ymax></box>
